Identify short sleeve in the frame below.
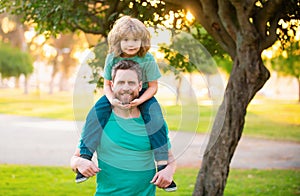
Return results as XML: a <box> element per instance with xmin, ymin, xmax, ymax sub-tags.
<box><xmin>103</xmin><ymin>53</ymin><xmax>115</xmax><ymax>80</ymax></box>
<box><xmin>142</xmin><ymin>53</ymin><xmax>161</xmax><ymax>83</ymax></box>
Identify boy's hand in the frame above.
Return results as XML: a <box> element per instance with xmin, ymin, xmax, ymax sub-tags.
<box><xmin>112</xmin><ymin>98</ymin><xmax>132</xmax><ymax>110</ymax></box>
<box><xmin>111</xmin><ymin>98</ymin><xmax>122</xmax><ymax>107</ymax></box>
<box><xmin>130</xmin><ymin>98</ymin><xmax>142</xmax><ymax>107</ymax></box>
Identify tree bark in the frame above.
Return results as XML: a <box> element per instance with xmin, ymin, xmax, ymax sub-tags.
<box><xmin>23</xmin><ymin>75</ymin><xmax>29</xmax><ymax>94</ymax></box>
<box><xmin>193</xmin><ymin>39</ymin><xmax>270</xmax><ymax>195</ymax></box>
<box><xmin>297</xmin><ymin>76</ymin><xmax>300</xmax><ymax>103</ymax></box>
<box><xmin>49</xmin><ymin>54</ymin><xmax>59</xmax><ymax>94</ymax></box>
<box><xmin>176</xmin><ymin>76</ymin><xmax>182</xmax><ymax>105</ymax></box>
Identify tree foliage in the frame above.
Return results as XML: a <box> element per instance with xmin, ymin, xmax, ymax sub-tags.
<box><xmin>271</xmin><ymin>39</ymin><xmax>300</xmax><ymax>101</ymax></box>
<box><xmin>272</xmin><ymin>40</ymin><xmax>300</xmax><ymax>78</ymax></box>
<box><xmin>160</xmin><ymin>24</ymin><xmax>230</xmax><ymax>77</ymax></box>
<box><xmin>1</xmin><ymin>0</ymin><xmax>167</xmax><ymax>38</ymax></box>
<box><xmin>0</xmin><ymin>42</ymin><xmax>33</xmax><ymax>78</ymax></box>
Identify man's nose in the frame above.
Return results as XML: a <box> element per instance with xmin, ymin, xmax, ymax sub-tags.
<box><xmin>122</xmin><ymin>83</ymin><xmax>130</xmax><ymax>90</ymax></box>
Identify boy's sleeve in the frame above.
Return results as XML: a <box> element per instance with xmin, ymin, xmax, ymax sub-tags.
<box><xmin>144</xmin><ymin>53</ymin><xmax>161</xmax><ymax>82</ymax></box>
<box><xmin>103</xmin><ymin>53</ymin><xmax>114</xmax><ymax>80</ymax></box>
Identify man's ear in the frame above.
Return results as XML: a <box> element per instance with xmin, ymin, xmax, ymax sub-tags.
<box><xmin>111</xmin><ymin>81</ymin><xmax>114</xmax><ymax>91</ymax></box>
<box><xmin>138</xmin><ymin>81</ymin><xmax>142</xmax><ymax>92</ymax></box>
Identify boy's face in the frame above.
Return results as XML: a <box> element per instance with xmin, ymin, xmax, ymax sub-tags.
<box><xmin>120</xmin><ymin>33</ymin><xmax>142</xmax><ymax>58</ymax></box>
<box><xmin>112</xmin><ymin>69</ymin><xmax>142</xmax><ymax>104</ymax></box>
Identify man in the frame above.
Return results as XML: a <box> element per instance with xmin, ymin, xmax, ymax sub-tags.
<box><xmin>70</xmin><ymin>60</ymin><xmax>176</xmax><ymax>195</ymax></box>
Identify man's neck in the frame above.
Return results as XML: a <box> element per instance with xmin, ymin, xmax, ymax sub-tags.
<box><xmin>113</xmin><ymin>106</ymin><xmax>140</xmax><ymax>119</ymax></box>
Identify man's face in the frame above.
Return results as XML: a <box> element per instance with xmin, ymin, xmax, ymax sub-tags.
<box><xmin>112</xmin><ymin>69</ymin><xmax>142</xmax><ymax>104</ymax></box>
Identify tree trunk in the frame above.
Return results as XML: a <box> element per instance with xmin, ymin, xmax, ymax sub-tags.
<box><xmin>23</xmin><ymin>75</ymin><xmax>29</xmax><ymax>94</ymax></box>
<box><xmin>176</xmin><ymin>76</ymin><xmax>182</xmax><ymax>105</ymax></box>
<box><xmin>15</xmin><ymin>76</ymin><xmax>20</xmax><ymax>88</ymax></box>
<box><xmin>193</xmin><ymin>41</ymin><xmax>270</xmax><ymax>195</ymax></box>
<box><xmin>204</xmin><ymin>74</ymin><xmax>212</xmax><ymax>99</ymax></box>
<box><xmin>49</xmin><ymin>54</ymin><xmax>59</xmax><ymax>94</ymax></box>
<box><xmin>297</xmin><ymin>76</ymin><xmax>300</xmax><ymax>103</ymax></box>
<box><xmin>59</xmin><ymin>71</ymin><xmax>68</xmax><ymax>91</ymax></box>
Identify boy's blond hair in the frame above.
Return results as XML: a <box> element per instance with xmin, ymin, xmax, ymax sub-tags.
<box><xmin>108</xmin><ymin>16</ymin><xmax>150</xmax><ymax>57</ymax></box>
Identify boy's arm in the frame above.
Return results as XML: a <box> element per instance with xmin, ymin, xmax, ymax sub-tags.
<box><xmin>130</xmin><ymin>80</ymin><xmax>158</xmax><ymax>107</ymax></box>
<box><xmin>103</xmin><ymin>79</ymin><xmax>124</xmax><ymax>107</ymax></box>
<box><xmin>103</xmin><ymin>79</ymin><xmax>115</xmax><ymax>104</ymax></box>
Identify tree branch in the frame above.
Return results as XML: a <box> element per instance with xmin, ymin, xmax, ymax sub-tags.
<box><xmin>200</xmin><ymin>0</ymin><xmax>236</xmax><ymax>57</ymax></box>
<box><xmin>255</xmin><ymin>0</ymin><xmax>284</xmax><ymax>41</ymax></box>
<box><xmin>242</xmin><ymin>0</ymin><xmax>257</xmax><ymax>16</ymax></box>
<box><xmin>163</xmin><ymin>0</ymin><xmax>237</xmax><ymax>57</ymax></box>
<box><xmin>218</xmin><ymin>0</ymin><xmax>238</xmax><ymax>42</ymax></box>
<box><xmin>229</xmin><ymin>0</ymin><xmax>254</xmax><ymax>34</ymax></box>
<box><xmin>259</xmin><ymin>12</ymin><xmax>281</xmax><ymax>51</ymax></box>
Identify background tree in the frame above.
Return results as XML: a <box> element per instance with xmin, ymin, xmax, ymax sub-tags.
<box><xmin>159</xmin><ymin>25</ymin><xmax>228</xmax><ymax>103</ymax></box>
<box><xmin>0</xmin><ymin>12</ymin><xmax>31</xmax><ymax>92</ymax></box>
<box><xmin>0</xmin><ymin>42</ymin><xmax>33</xmax><ymax>92</ymax></box>
<box><xmin>1</xmin><ymin>0</ymin><xmax>299</xmax><ymax>195</ymax></box>
<box><xmin>271</xmin><ymin>39</ymin><xmax>300</xmax><ymax>102</ymax></box>
<box><xmin>161</xmin><ymin>0</ymin><xmax>300</xmax><ymax>195</ymax></box>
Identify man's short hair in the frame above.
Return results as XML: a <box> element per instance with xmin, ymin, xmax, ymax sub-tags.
<box><xmin>111</xmin><ymin>60</ymin><xmax>142</xmax><ymax>82</ymax></box>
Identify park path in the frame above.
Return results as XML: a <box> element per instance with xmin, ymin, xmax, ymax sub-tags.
<box><xmin>0</xmin><ymin>114</ymin><xmax>299</xmax><ymax>169</ymax></box>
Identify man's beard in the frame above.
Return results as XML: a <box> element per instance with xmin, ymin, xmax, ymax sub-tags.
<box><xmin>116</xmin><ymin>90</ymin><xmax>138</xmax><ymax>105</ymax></box>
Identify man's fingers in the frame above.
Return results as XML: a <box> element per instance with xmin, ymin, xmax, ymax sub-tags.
<box><xmin>79</xmin><ymin>159</ymin><xmax>100</xmax><ymax>177</ymax></box>
<box><xmin>84</xmin><ymin>167</ymin><xmax>99</xmax><ymax>177</ymax></box>
<box><xmin>150</xmin><ymin>173</ymin><xmax>158</xmax><ymax>184</ymax></box>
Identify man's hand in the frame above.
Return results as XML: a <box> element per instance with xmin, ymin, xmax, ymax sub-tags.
<box><xmin>150</xmin><ymin>166</ymin><xmax>174</xmax><ymax>188</ymax></box>
<box><xmin>76</xmin><ymin>157</ymin><xmax>100</xmax><ymax>177</ymax></box>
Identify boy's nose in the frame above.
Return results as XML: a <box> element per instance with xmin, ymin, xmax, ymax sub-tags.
<box><xmin>127</xmin><ymin>40</ymin><xmax>135</xmax><ymax>46</ymax></box>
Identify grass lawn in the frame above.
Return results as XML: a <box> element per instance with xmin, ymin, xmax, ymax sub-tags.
<box><xmin>0</xmin><ymin>165</ymin><xmax>299</xmax><ymax>196</ymax></box>
<box><xmin>0</xmin><ymin>89</ymin><xmax>299</xmax><ymax>195</ymax></box>
<box><xmin>0</xmin><ymin>89</ymin><xmax>299</xmax><ymax>142</ymax></box>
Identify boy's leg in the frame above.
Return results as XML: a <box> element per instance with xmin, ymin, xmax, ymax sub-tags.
<box><xmin>139</xmin><ymin>97</ymin><xmax>177</xmax><ymax>191</ymax></box>
<box><xmin>79</xmin><ymin>95</ymin><xmax>112</xmax><ymax>155</ymax></box>
<box><xmin>76</xmin><ymin>95</ymin><xmax>111</xmax><ymax>183</ymax></box>
<box><xmin>139</xmin><ymin>97</ymin><xmax>168</xmax><ymax>161</ymax></box>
